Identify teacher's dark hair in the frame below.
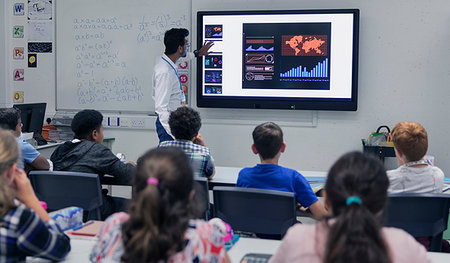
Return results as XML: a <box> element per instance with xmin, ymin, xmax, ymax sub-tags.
<box><xmin>121</xmin><ymin>147</ymin><xmax>194</xmax><ymax>263</ymax></box>
<box><xmin>324</xmin><ymin>151</ymin><xmax>391</xmax><ymax>263</ymax></box>
<box><xmin>164</xmin><ymin>28</ymin><xmax>189</xmax><ymax>55</ymax></box>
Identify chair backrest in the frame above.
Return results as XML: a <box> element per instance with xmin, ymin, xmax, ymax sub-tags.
<box><xmin>383</xmin><ymin>193</ymin><xmax>450</xmax><ymax>252</ymax></box>
<box><xmin>213</xmin><ymin>186</ymin><xmax>296</xmax><ymax>239</ymax></box>
<box><xmin>29</xmin><ymin>171</ymin><xmax>103</xmax><ymax>219</ymax></box>
<box><xmin>193</xmin><ymin>176</ymin><xmax>210</xmax><ymax>220</ymax></box>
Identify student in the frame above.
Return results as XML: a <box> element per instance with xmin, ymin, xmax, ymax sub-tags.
<box><xmin>387</xmin><ymin>121</ymin><xmax>444</xmax><ymax>193</ymax></box>
<box><xmin>388</xmin><ymin>121</ymin><xmax>449</xmax><ymax>251</ymax></box>
<box><xmin>90</xmin><ymin>147</ymin><xmax>230</xmax><ymax>263</ymax></box>
<box><xmin>237</xmin><ymin>122</ymin><xmax>327</xmax><ymax>220</ymax></box>
<box><xmin>51</xmin><ymin>109</ymin><xmax>136</xmax><ymax>219</ymax></box>
<box><xmin>270</xmin><ymin>151</ymin><xmax>430</xmax><ymax>263</ymax></box>
<box><xmin>0</xmin><ymin>107</ymin><xmax>49</xmax><ymax>172</ymax></box>
<box><xmin>159</xmin><ymin>106</ymin><xmax>215</xmax><ymax>178</ymax></box>
<box><xmin>0</xmin><ymin>129</ymin><xmax>70</xmax><ymax>262</ymax></box>
<box><xmin>153</xmin><ymin>28</ymin><xmax>213</xmax><ymax>142</ymax></box>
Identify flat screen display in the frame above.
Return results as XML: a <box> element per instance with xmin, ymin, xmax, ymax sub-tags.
<box><xmin>196</xmin><ymin>9</ymin><xmax>359</xmax><ymax>110</ymax></box>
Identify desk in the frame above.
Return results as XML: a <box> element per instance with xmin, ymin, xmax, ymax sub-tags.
<box><xmin>228</xmin><ymin>237</ymin><xmax>280</xmax><ymax>262</ymax></box>
<box><xmin>229</xmin><ymin>237</ymin><xmax>450</xmax><ymax>263</ymax></box>
<box><xmin>26</xmin><ymin>236</ymin><xmax>450</xmax><ymax>262</ymax></box>
<box><xmin>27</xmin><ymin>238</ymin><xmax>96</xmax><ymax>262</ymax></box>
<box><xmin>35</xmin><ymin>142</ymin><xmax>64</xmax><ymax>159</ymax></box>
<box><xmin>210</xmin><ymin>166</ymin><xmax>327</xmax><ymax>190</ymax></box>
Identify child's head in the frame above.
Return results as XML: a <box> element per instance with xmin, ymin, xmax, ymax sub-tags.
<box><xmin>324</xmin><ymin>151</ymin><xmax>390</xmax><ymax>263</ymax></box>
<box><xmin>391</xmin><ymin>121</ymin><xmax>428</xmax><ymax>162</ymax></box>
<box><xmin>0</xmin><ymin>108</ymin><xmax>22</xmax><ymax>137</ymax></box>
<box><xmin>121</xmin><ymin>147</ymin><xmax>194</xmax><ymax>263</ymax></box>
<box><xmin>71</xmin><ymin>109</ymin><xmax>104</xmax><ymax>143</ymax></box>
<box><xmin>252</xmin><ymin>122</ymin><xmax>284</xmax><ymax>160</ymax></box>
<box><xmin>168</xmin><ymin>107</ymin><xmax>201</xmax><ymax>141</ymax></box>
<box><xmin>0</xmin><ymin>129</ymin><xmax>20</xmax><ymax>216</ymax></box>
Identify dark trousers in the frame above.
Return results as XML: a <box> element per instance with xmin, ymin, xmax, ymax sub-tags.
<box><xmin>156</xmin><ymin>116</ymin><xmax>174</xmax><ymax>143</ymax></box>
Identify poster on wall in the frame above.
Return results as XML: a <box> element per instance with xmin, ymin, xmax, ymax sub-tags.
<box><xmin>13</xmin><ymin>47</ymin><xmax>24</xmax><ymax>60</ymax></box>
<box><xmin>28</xmin><ymin>0</ymin><xmax>52</xmax><ymax>20</ymax></box>
<box><xmin>178</xmin><ymin>60</ymin><xmax>191</xmax><ymax>104</ymax></box>
<box><xmin>13</xmin><ymin>26</ymin><xmax>24</xmax><ymax>38</ymax></box>
<box><xmin>28</xmin><ymin>21</ymin><xmax>52</xmax><ymax>41</ymax></box>
<box><xmin>13</xmin><ymin>92</ymin><xmax>25</xmax><ymax>104</ymax></box>
<box><xmin>13</xmin><ymin>69</ymin><xmax>25</xmax><ymax>81</ymax></box>
<box><xmin>28</xmin><ymin>54</ymin><xmax>37</xmax><ymax>67</ymax></box>
<box><xmin>13</xmin><ymin>3</ymin><xmax>25</xmax><ymax>16</ymax></box>
<box><xmin>28</xmin><ymin>42</ymin><xmax>52</xmax><ymax>53</ymax></box>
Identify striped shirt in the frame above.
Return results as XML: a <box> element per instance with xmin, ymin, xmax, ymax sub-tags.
<box><xmin>0</xmin><ymin>204</ymin><xmax>71</xmax><ymax>262</ymax></box>
<box><xmin>159</xmin><ymin>140</ymin><xmax>215</xmax><ymax>178</ymax></box>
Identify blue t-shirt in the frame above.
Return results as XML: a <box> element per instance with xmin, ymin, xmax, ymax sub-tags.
<box><xmin>237</xmin><ymin>164</ymin><xmax>318</xmax><ymax>208</ymax></box>
<box><xmin>16</xmin><ymin>138</ymin><xmax>40</xmax><ymax>169</ymax></box>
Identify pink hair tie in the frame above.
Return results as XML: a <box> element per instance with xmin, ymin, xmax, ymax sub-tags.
<box><xmin>147</xmin><ymin>178</ymin><xmax>159</xmax><ymax>185</ymax></box>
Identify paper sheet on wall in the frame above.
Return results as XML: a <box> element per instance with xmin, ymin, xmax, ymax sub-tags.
<box><xmin>28</xmin><ymin>0</ymin><xmax>52</xmax><ymax>20</ymax></box>
<box><xmin>28</xmin><ymin>21</ymin><xmax>52</xmax><ymax>41</ymax></box>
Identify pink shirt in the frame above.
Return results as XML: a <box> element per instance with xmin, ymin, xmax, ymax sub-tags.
<box><xmin>269</xmin><ymin>222</ymin><xmax>431</xmax><ymax>263</ymax></box>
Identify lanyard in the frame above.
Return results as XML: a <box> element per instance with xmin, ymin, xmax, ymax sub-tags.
<box><xmin>161</xmin><ymin>56</ymin><xmax>183</xmax><ymax>93</ymax></box>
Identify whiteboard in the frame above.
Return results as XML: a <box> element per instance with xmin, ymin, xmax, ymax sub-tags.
<box><xmin>56</xmin><ymin>0</ymin><xmax>191</xmax><ymax>113</ymax></box>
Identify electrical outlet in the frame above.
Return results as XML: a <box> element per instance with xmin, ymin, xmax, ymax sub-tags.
<box><xmin>119</xmin><ymin>117</ymin><xmax>130</xmax><ymax>127</ymax></box>
<box><xmin>131</xmin><ymin>118</ymin><xmax>145</xmax><ymax>128</ymax></box>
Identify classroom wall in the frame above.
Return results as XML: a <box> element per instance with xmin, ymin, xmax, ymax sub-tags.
<box><xmin>2</xmin><ymin>0</ymin><xmax>450</xmax><ymax>175</ymax></box>
<box><xmin>0</xmin><ymin>1</ymin><xmax>8</xmax><ymax>107</ymax></box>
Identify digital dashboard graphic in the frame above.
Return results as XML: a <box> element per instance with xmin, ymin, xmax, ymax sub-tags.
<box><xmin>242</xmin><ymin>23</ymin><xmax>331</xmax><ymax>90</ymax></box>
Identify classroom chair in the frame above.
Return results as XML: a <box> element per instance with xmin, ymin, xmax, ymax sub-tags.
<box><xmin>383</xmin><ymin>193</ymin><xmax>450</xmax><ymax>252</ymax></box>
<box><xmin>193</xmin><ymin>176</ymin><xmax>211</xmax><ymax>220</ymax></box>
<box><xmin>29</xmin><ymin>171</ymin><xmax>103</xmax><ymax>220</ymax></box>
<box><xmin>213</xmin><ymin>186</ymin><xmax>296</xmax><ymax>240</ymax></box>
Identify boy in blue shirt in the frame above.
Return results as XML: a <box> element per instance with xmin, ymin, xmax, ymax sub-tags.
<box><xmin>237</xmin><ymin>122</ymin><xmax>327</xmax><ymax>220</ymax></box>
<box><xmin>0</xmin><ymin>108</ymin><xmax>49</xmax><ymax>172</ymax></box>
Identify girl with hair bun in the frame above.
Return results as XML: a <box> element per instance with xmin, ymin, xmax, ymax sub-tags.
<box><xmin>90</xmin><ymin>147</ymin><xmax>230</xmax><ymax>263</ymax></box>
<box><xmin>0</xmin><ymin>129</ymin><xmax>70</xmax><ymax>262</ymax></box>
<box><xmin>270</xmin><ymin>151</ymin><xmax>430</xmax><ymax>263</ymax></box>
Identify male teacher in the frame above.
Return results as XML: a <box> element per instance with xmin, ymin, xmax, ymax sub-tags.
<box><xmin>153</xmin><ymin>28</ymin><xmax>213</xmax><ymax>142</ymax></box>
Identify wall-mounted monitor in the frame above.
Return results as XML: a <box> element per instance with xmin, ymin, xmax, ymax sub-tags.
<box><xmin>196</xmin><ymin>9</ymin><xmax>359</xmax><ymax>111</ymax></box>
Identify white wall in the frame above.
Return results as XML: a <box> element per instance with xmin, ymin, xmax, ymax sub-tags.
<box><xmin>3</xmin><ymin>0</ymin><xmax>450</xmax><ymax>175</ymax></box>
<box><xmin>0</xmin><ymin>1</ymin><xmax>8</xmax><ymax>107</ymax></box>
<box><xmin>4</xmin><ymin>0</ymin><xmax>56</xmax><ymax>111</ymax></box>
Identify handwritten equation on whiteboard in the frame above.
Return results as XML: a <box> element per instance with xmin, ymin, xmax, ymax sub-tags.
<box><xmin>71</xmin><ymin>14</ymin><xmax>187</xmax><ymax>106</ymax></box>
<box><xmin>137</xmin><ymin>14</ymin><xmax>187</xmax><ymax>43</ymax></box>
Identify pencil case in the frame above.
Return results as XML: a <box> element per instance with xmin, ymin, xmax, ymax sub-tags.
<box><xmin>49</xmin><ymin>206</ymin><xmax>83</xmax><ymax>231</ymax></box>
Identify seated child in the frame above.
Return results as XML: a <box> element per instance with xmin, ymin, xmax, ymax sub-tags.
<box><xmin>269</xmin><ymin>152</ymin><xmax>430</xmax><ymax>263</ymax></box>
<box><xmin>0</xmin><ymin>107</ymin><xmax>49</xmax><ymax>172</ymax></box>
<box><xmin>90</xmin><ymin>147</ymin><xmax>230</xmax><ymax>263</ymax></box>
<box><xmin>237</xmin><ymin>122</ymin><xmax>327</xmax><ymax>220</ymax></box>
<box><xmin>388</xmin><ymin>121</ymin><xmax>444</xmax><ymax>193</ymax></box>
<box><xmin>51</xmin><ymin>109</ymin><xmax>136</xmax><ymax>219</ymax></box>
<box><xmin>159</xmin><ymin>106</ymin><xmax>215</xmax><ymax>179</ymax></box>
<box><xmin>388</xmin><ymin>121</ymin><xmax>449</xmax><ymax>251</ymax></box>
<box><xmin>0</xmin><ymin>129</ymin><xmax>70</xmax><ymax>262</ymax></box>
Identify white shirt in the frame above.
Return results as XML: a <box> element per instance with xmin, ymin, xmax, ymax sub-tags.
<box><xmin>152</xmin><ymin>53</ymin><xmax>194</xmax><ymax>137</ymax></box>
<box><xmin>387</xmin><ymin>165</ymin><xmax>445</xmax><ymax>193</ymax></box>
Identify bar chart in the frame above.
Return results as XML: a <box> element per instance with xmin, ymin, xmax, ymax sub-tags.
<box><xmin>280</xmin><ymin>58</ymin><xmax>328</xmax><ymax>78</ymax></box>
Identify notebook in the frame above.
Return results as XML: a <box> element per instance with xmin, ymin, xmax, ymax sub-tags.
<box><xmin>69</xmin><ymin>221</ymin><xmax>104</xmax><ymax>237</ymax></box>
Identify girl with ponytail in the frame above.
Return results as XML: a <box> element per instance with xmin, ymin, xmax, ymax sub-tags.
<box><xmin>270</xmin><ymin>152</ymin><xmax>431</xmax><ymax>263</ymax></box>
<box><xmin>90</xmin><ymin>147</ymin><xmax>230</xmax><ymax>263</ymax></box>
